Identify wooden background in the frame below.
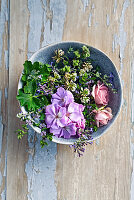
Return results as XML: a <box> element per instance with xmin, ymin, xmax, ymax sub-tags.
<box><xmin>0</xmin><ymin>0</ymin><xmax>134</xmax><ymax>199</ymax></box>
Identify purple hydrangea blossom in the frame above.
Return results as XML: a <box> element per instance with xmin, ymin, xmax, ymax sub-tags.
<box><xmin>51</xmin><ymin>87</ymin><xmax>74</xmax><ymax>106</ymax></box>
<box><xmin>45</xmin><ymin>87</ymin><xmax>85</xmax><ymax>139</ymax></box>
<box><xmin>66</xmin><ymin>102</ymin><xmax>84</xmax><ymax>122</ymax></box>
<box><xmin>50</xmin><ymin>123</ymin><xmax>76</xmax><ymax>139</ymax></box>
<box><xmin>45</xmin><ymin>104</ymin><xmax>66</xmax><ymax>129</ymax></box>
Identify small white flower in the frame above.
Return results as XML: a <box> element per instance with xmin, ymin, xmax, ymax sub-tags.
<box><xmin>80</xmin><ymin>96</ymin><xmax>90</xmax><ymax>103</ymax></box>
<box><xmin>71</xmin><ymin>72</ymin><xmax>77</xmax><ymax>81</ymax></box>
<box><xmin>79</xmin><ymin>69</ymin><xmax>86</xmax><ymax>76</ymax></box>
<box><xmin>48</xmin><ymin>76</ymin><xmax>55</xmax><ymax>82</ymax></box>
<box><xmin>54</xmin><ymin>71</ymin><xmax>61</xmax><ymax>79</ymax></box>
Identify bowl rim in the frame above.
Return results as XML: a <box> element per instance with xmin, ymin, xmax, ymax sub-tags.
<box><xmin>18</xmin><ymin>41</ymin><xmax>123</xmax><ymax>144</ymax></box>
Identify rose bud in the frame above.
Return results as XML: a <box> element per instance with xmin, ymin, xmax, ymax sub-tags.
<box><xmin>92</xmin><ymin>81</ymin><xmax>109</xmax><ymax>105</ymax></box>
<box><xmin>93</xmin><ymin>107</ymin><xmax>113</xmax><ymax>127</ymax></box>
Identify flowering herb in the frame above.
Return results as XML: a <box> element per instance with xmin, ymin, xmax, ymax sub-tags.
<box><xmin>16</xmin><ymin>45</ymin><xmax>116</xmax><ymax>156</ymax></box>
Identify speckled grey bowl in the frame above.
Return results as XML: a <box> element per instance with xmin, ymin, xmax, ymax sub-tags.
<box><xmin>18</xmin><ymin>41</ymin><xmax>122</xmax><ymax>144</ymax></box>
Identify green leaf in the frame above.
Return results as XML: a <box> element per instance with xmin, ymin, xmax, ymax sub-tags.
<box><xmin>23</xmin><ymin>61</ymin><xmax>51</xmax><ymax>81</ymax></box>
<box><xmin>40</xmin><ymin>112</ymin><xmax>45</xmax><ymax>120</ymax></box>
<box><xmin>68</xmin><ymin>47</ymin><xmax>74</xmax><ymax>53</ymax></box>
<box><xmin>22</xmin><ymin>124</ymin><xmax>29</xmax><ymax>130</ymax></box>
<box><xmin>40</xmin><ymin>139</ymin><xmax>48</xmax><ymax>148</ymax></box>
<box><xmin>24</xmin><ymin>80</ymin><xmax>37</xmax><ymax>95</ymax></box>
<box><xmin>17</xmin><ymin>89</ymin><xmax>40</xmax><ymax>111</ymax></box>
<box><xmin>40</xmin><ymin>95</ymin><xmax>49</xmax><ymax>106</ymax></box>
<box><xmin>63</xmin><ymin>60</ymin><xmax>69</xmax><ymax>66</ymax></box>
<box><xmin>23</xmin><ymin>60</ymin><xmax>33</xmax><ymax>75</ymax></box>
<box><xmin>74</xmin><ymin>50</ymin><xmax>80</xmax><ymax>58</ymax></box>
<box><xmin>96</xmin><ymin>72</ymin><xmax>100</xmax><ymax>77</ymax></box>
<box><xmin>46</xmin><ymin>133</ymin><xmax>53</xmax><ymax>141</ymax></box>
<box><xmin>21</xmin><ymin>74</ymin><xmax>27</xmax><ymax>82</ymax></box>
<box><xmin>73</xmin><ymin>59</ymin><xmax>79</xmax><ymax>67</ymax></box>
<box><xmin>33</xmin><ymin>61</ymin><xmax>40</xmax><ymax>71</ymax></box>
<box><xmin>39</xmin><ymin>64</ymin><xmax>51</xmax><ymax>80</ymax></box>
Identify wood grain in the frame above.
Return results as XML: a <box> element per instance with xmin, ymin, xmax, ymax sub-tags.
<box><xmin>0</xmin><ymin>0</ymin><xmax>133</xmax><ymax>199</ymax></box>
<box><xmin>0</xmin><ymin>0</ymin><xmax>9</xmax><ymax>199</ymax></box>
<box><xmin>56</xmin><ymin>0</ymin><xmax>134</xmax><ymax>200</ymax></box>
<box><xmin>7</xmin><ymin>0</ymin><xmax>29</xmax><ymax>199</ymax></box>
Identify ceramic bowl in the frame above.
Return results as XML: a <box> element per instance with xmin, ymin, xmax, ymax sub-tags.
<box><xmin>18</xmin><ymin>41</ymin><xmax>122</xmax><ymax>144</ymax></box>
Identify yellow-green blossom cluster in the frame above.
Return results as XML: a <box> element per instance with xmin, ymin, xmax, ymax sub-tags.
<box><xmin>80</xmin><ymin>88</ymin><xmax>90</xmax><ymax>103</ymax></box>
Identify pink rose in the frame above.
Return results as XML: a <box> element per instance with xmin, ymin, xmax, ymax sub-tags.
<box><xmin>92</xmin><ymin>82</ymin><xmax>109</xmax><ymax>105</ymax></box>
<box><xmin>93</xmin><ymin>107</ymin><xmax>113</xmax><ymax>127</ymax></box>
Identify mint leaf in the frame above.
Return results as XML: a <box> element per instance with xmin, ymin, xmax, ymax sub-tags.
<box><xmin>17</xmin><ymin>89</ymin><xmax>40</xmax><ymax>111</ymax></box>
<box><xmin>24</xmin><ymin>80</ymin><xmax>37</xmax><ymax>95</ymax></box>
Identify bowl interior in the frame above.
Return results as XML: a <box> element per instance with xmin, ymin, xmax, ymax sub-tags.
<box><xmin>19</xmin><ymin>41</ymin><xmax>122</xmax><ymax>144</ymax></box>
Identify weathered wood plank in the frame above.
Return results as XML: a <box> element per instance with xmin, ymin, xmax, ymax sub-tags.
<box><xmin>5</xmin><ymin>0</ymin><xmax>134</xmax><ymax>199</ymax></box>
<box><xmin>7</xmin><ymin>0</ymin><xmax>29</xmax><ymax>199</ymax></box>
<box><xmin>56</xmin><ymin>0</ymin><xmax>133</xmax><ymax>199</ymax></box>
<box><xmin>0</xmin><ymin>0</ymin><xmax>9</xmax><ymax>199</ymax></box>
<box><xmin>25</xmin><ymin>0</ymin><xmax>66</xmax><ymax>199</ymax></box>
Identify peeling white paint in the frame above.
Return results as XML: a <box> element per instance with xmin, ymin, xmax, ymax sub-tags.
<box><xmin>25</xmin><ymin>128</ymin><xmax>57</xmax><ymax>200</ymax></box>
<box><xmin>1</xmin><ymin>189</ymin><xmax>6</xmax><ymax>200</ymax></box>
<box><xmin>112</xmin><ymin>34</ymin><xmax>119</xmax><ymax>52</ymax></box>
<box><xmin>106</xmin><ymin>14</ymin><xmax>110</xmax><ymax>26</ymax></box>
<box><xmin>88</xmin><ymin>13</ymin><xmax>92</xmax><ymax>27</ymax></box>
<box><xmin>4</xmin><ymin>88</ymin><xmax>8</xmax><ymax>99</ymax></box>
<box><xmin>119</xmin><ymin>0</ymin><xmax>129</xmax><ymax>77</ymax></box>
<box><xmin>42</xmin><ymin>0</ymin><xmax>67</xmax><ymax>47</ymax></box>
<box><xmin>27</xmin><ymin>0</ymin><xmax>43</xmax><ymax>58</ymax></box>
<box><xmin>92</xmin><ymin>3</ymin><xmax>95</xmax><ymax>9</ymax></box>
<box><xmin>26</xmin><ymin>1</ymin><xmax>67</xmax><ymax>198</ymax></box>
<box><xmin>4</xmin><ymin>50</ymin><xmax>8</xmax><ymax>70</ymax></box>
<box><xmin>112</xmin><ymin>0</ymin><xmax>129</xmax><ymax>79</ymax></box>
<box><xmin>113</xmin><ymin>0</ymin><xmax>117</xmax><ymax>13</ymax></box>
<box><xmin>95</xmin><ymin>138</ymin><xmax>100</xmax><ymax>145</ymax></box>
<box><xmin>0</xmin><ymin>0</ymin><xmax>8</xmax><ymax>66</ymax></box>
<box><xmin>81</xmin><ymin>0</ymin><xmax>90</xmax><ymax>12</ymax></box>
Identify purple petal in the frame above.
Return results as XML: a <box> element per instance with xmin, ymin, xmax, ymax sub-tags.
<box><xmin>70</xmin><ymin>112</ymin><xmax>82</xmax><ymax>122</ymax></box>
<box><xmin>50</xmin><ymin>127</ymin><xmax>62</xmax><ymax>137</ymax></box>
<box><xmin>45</xmin><ymin>114</ymin><xmax>54</xmax><ymax>128</ymax></box>
<box><xmin>51</xmin><ymin>119</ymin><xmax>59</xmax><ymax>129</ymax></box>
<box><xmin>67</xmin><ymin>102</ymin><xmax>76</xmax><ymax>113</ymax></box>
<box><xmin>45</xmin><ymin>104</ymin><xmax>55</xmax><ymax>115</ymax></box>
<box><xmin>52</xmin><ymin>93</ymin><xmax>61</xmax><ymax>101</ymax></box>
<box><xmin>66</xmin><ymin>90</ymin><xmax>74</xmax><ymax>104</ymax></box>
<box><xmin>61</xmin><ymin>129</ymin><xmax>71</xmax><ymax>139</ymax></box>
<box><xmin>56</xmin><ymin>87</ymin><xmax>66</xmax><ymax>98</ymax></box>
<box><xmin>64</xmin><ymin>124</ymin><xmax>77</xmax><ymax>137</ymax></box>
<box><xmin>45</xmin><ymin>104</ymin><xmax>59</xmax><ymax>116</ymax></box>
<box><xmin>58</xmin><ymin>107</ymin><xmax>66</xmax><ymax>118</ymax></box>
